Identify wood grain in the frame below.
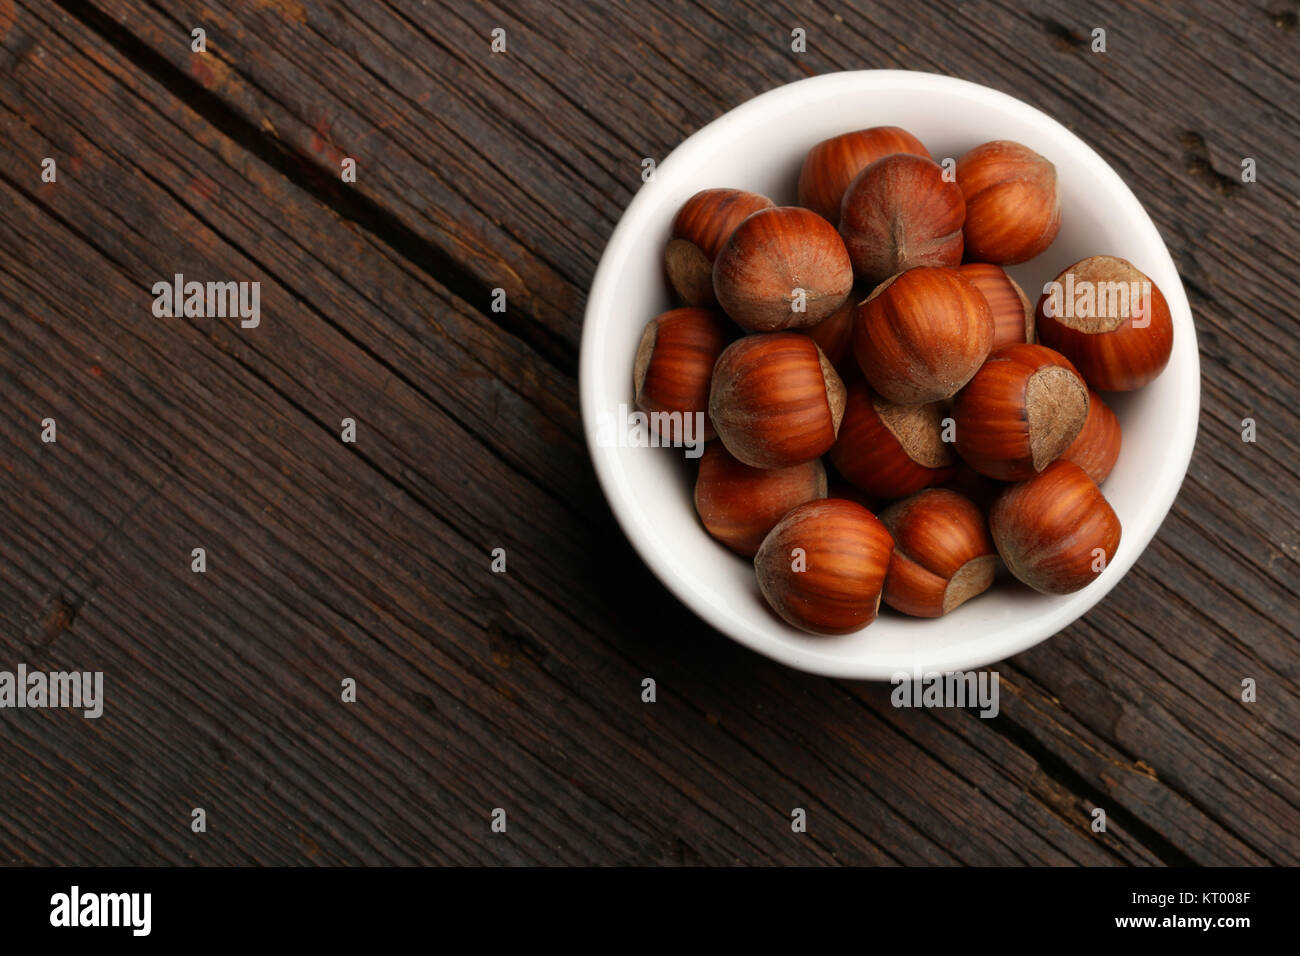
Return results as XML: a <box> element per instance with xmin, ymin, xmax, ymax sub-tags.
<box><xmin>0</xmin><ymin>0</ymin><xmax>1295</xmax><ymax>864</ymax></box>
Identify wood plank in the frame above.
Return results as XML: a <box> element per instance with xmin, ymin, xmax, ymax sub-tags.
<box><xmin>72</xmin><ymin>0</ymin><xmax>593</xmax><ymax>363</ymax></box>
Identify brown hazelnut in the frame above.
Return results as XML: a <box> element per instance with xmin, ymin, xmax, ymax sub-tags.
<box><xmin>853</xmin><ymin>267</ymin><xmax>994</xmax><ymax>404</ymax></box>
<box><xmin>952</xmin><ymin>343</ymin><xmax>1089</xmax><ymax>481</ymax></box>
<box><xmin>956</xmin><ymin>140</ymin><xmax>1061</xmax><ymax>264</ymax></box>
<box><xmin>665</xmin><ymin>188</ymin><xmax>774</xmax><ymax>306</ymax></box>
<box><xmin>797</xmin><ymin>126</ymin><xmax>932</xmax><ymax>222</ymax></box>
<box><xmin>709</xmin><ymin>333</ymin><xmax>846</xmax><ymax>469</ymax></box>
<box><xmin>990</xmin><ymin>461</ymin><xmax>1122</xmax><ymax>594</ymax></box>
<box><xmin>713</xmin><ymin>206</ymin><xmax>854</xmax><ymax>331</ymax></box>
<box><xmin>825</xmin><ymin>474</ymin><xmax>881</xmax><ymax>515</ymax></box>
<box><xmin>839</xmin><ymin>154</ymin><xmax>966</xmax><ymax>284</ymax></box>
<box><xmin>879</xmin><ymin>489</ymin><xmax>997</xmax><ymax>617</ymax></box>
<box><xmin>754</xmin><ymin>499</ymin><xmax>894</xmax><ymax>634</ymax></box>
<box><xmin>1062</xmin><ymin>389</ymin><xmax>1121</xmax><ymax>484</ymax></box>
<box><xmin>941</xmin><ymin>460</ymin><xmax>1007</xmax><ymax>513</ymax></box>
<box><xmin>694</xmin><ymin>443</ymin><xmax>828</xmax><ymax>557</ymax></box>
<box><xmin>796</xmin><ymin>294</ymin><xmax>856</xmax><ymax>373</ymax></box>
<box><xmin>830</xmin><ymin>378</ymin><xmax>955</xmax><ymax>498</ymax></box>
<box><xmin>1035</xmin><ymin>256</ymin><xmax>1174</xmax><ymax>391</ymax></box>
<box><xmin>633</xmin><ymin>307</ymin><xmax>733</xmax><ymax>441</ymax></box>
<box><xmin>956</xmin><ymin>263</ymin><xmax>1035</xmax><ymax>349</ymax></box>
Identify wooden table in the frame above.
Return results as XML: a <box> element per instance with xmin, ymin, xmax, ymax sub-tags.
<box><xmin>1</xmin><ymin>0</ymin><xmax>1296</xmax><ymax>866</ymax></box>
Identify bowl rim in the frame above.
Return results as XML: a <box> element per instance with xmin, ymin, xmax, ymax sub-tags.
<box><xmin>578</xmin><ymin>69</ymin><xmax>1200</xmax><ymax>679</ymax></box>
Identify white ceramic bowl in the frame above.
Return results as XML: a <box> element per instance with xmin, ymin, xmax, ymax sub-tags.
<box><xmin>579</xmin><ymin>71</ymin><xmax>1199</xmax><ymax>679</ymax></box>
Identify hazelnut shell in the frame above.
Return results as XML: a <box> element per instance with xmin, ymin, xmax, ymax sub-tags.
<box><xmin>879</xmin><ymin>489</ymin><xmax>997</xmax><ymax>617</ymax></box>
<box><xmin>990</xmin><ymin>460</ymin><xmax>1122</xmax><ymax>594</ymax></box>
<box><xmin>952</xmin><ymin>343</ymin><xmax>1089</xmax><ymax>481</ymax></box>
<box><xmin>709</xmin><ymin>333</ymin><xmax>846</xmax><ymax>469</ymax></box>
<box><xmin>713</xmin><ymin>206</ymin><xmax>854</xmax><ymax>331</ymax></box>
<box><xmin>839</xmin><ymin>154</ymin><xmax>965</xmax><ymax>284</ymax></box>
<box><xmin>754</xmin><ymin>498</ymin><xmax>895</xmax><ymax>635</ymax></box>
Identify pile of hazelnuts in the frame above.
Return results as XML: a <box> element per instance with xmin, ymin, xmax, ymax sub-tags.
<box><xmin>633</xmin><ymin>127</ymin><xmax>1174</xmax><ymax>635</ymax></box>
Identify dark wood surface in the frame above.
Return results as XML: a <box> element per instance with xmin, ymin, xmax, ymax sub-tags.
<box><xmin>0</xmin><ymin>0</ymin><xmax>1296</xmax><ymax>865</ymax></box>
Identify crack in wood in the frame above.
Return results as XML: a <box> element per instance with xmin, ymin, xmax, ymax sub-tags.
<box><xmin>53</xmin><ymin>0</ymin><xmax>577</xmax><ymax>377</ymax></box>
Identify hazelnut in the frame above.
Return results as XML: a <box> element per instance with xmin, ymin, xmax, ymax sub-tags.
<box><xmin>853</xmin><ymin>267</ymin><xmax>994</xmax><ymax>404</ymax></box>
<box><xmin>878</xmin><ymin>489</ymin><xmax>997</xmax><ymax>617</ymax></box>
<box><xmin>709</xmin><ymin>333</ymin><xmax>846</xmax><ymax>469</ymax></box>
<box><xmin>956</xmin><ymin>140</ymin><xmax>1061</xmax><ymax>264</ymax></box>
<box><xmin>1062</xmin><ymin>389</ymin><xmax>1121</xmax><ymax>484</ymax></box>
<box><xmin>839</xmin><ymin>153</ymin><xmax>965</xmax><ymax>283</ymax></box>
<box><xmin>665</xmin><ymin>188</ymin><xmax>775</xmax><ymax>306</ymax></box>
<box><xmin>830</xmin><ymin>378</ymin><xmax>955</xmax><ymax>498</ymax></box>
<box><xmin>694</xmin><ymin>442</ymin><xmax>828</xmax><ymax>557</ymax></box>
<box><xmin>1035</xmin><ymin>256</ymin><xmax>1174</xmax><ymax>391</ymax></box>
<box><xmin>754</xmin><ymin>499</ymin><xmax>894</xmax><ymax>634</ymax></box>
<box><xmin>990</xmin><ymin>461</ymin><xmax>1122</xmax><ymax>594</ymax></box>
<box><xmin>957</xmin><ymin>263</ymin><xmax>1035</xmax><ymax>349</ymax></box>
<box><xmin>633</xmin><ymin>307</ymin><xmax>733</xmax><ymax>441</ymax></box>
<box><xmin>797</xmin><ymin>126</ymin><xmax>932</xmax><ymax>222</ymax></box>
<box><xmin>952</xmin><ymin>343</ymin><xmax>1089</xmax><ymax>481</ymax></box>
<box><xmin>712</xmin><ymin>206</ymin><xmax>854</xmax><ymax>331</ymax></box>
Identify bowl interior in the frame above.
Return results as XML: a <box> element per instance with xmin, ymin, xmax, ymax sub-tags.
<box><xmin>580</xmin><ymin>71</ymin><xmax>1199</xmax><ymax>679</ymax></box>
